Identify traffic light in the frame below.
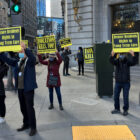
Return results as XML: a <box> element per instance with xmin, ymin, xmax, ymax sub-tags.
<box><xmin>11</xmin><ymin>0</ymin><xmax>21</xmax><ymax>14</ymax></box>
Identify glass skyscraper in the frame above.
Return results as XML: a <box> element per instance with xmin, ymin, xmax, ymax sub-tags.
<box><xmin>37</xmin><ymin>0</ymin><xmax>46</xmax><ymax>17</ymax></box>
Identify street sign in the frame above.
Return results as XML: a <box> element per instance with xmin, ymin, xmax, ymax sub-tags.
<box><xmin>112</xmin><ymin>32</ymin><xmax>140</xmax><ymax>53</ymax></box>
<box><xmin>37</xmin><ymin>30</ymin><xmax>44</xmax><ymax>35</ymax></box>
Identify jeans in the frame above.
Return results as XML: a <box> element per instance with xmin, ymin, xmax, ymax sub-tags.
<box><xmin>48</xmin><ymin>87</ymin><xmax>62</xmax><ymax>105</ymax></box>
<box><xmin>18</xmin><ymin>89</ymin><xmax>36</xmax><ymax>129</ymax></box>
<box><xmin>0</xmin><ymin>96</ymin><xmax>6</xmax><ymax>118</ymax></box>
<box><xmin>78</xmin><ymin>61</ymin><xmax>84</xmax><ymax>75</ymax></box>
<box><xmin>114</xmin><ymin>82</ymin><xmax>130</xmax><ymax>111</ymax></box>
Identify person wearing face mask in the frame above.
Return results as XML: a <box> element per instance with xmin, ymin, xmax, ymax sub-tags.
<box><xmin>0</xmin><ymin>42</ymin><xmax>38</xmax><ymax>136</ymax></box>
<box><xmin>110</xmin><ymin>50</ymin><xmax>137</xmax><ymax>116</ymax></box>
<box><xmin>76</xmin><ymin>47</ymin><xmax>84</xmax><ymax>76</ymax></box>
<box><xmin>38</xmin><ymin>50</ymin><xmax>64</xmax><ymax>110</ymax></box>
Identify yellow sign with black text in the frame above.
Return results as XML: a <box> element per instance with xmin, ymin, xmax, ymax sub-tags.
<box><xmin>0</xmin><ymin>27</ymin><xmax>21</xmax><ymax>52</ymax></box>
<box><xmin>59</xmin><ymin>38</ymin><xmax>72</xmax><ymax>48</ymax></box>
<box><xmin>36</xmin><ymin>35</ymin><xmax>56</xmax><ymax>54</ymax></box>
<box><xmin>84</xmin><ymin>47</ymin><xmax>94</xmax><ymax>64</ymax></box>
<box><xmin>112</xmin><ymin>32</ymin><xmax>140</xmax><ymax>53</ymax></box>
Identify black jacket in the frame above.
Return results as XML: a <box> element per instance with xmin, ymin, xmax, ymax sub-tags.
<box><xmin>110</xmin><ymin>55</ymin><xmax>137</xmax><ymax>83</ymax></box>
<box><xmin>77</xmin><ymin>50</ymin><xmax>84</xmax><ymax>62</ymax></box>
<box><xmin>0</xmin><ymin>49</ymin><xmax>38</xmax><ymax>92</ymax></box>
<box><xmin>62</xmin><ymin>50</ymin><xmax>71</xmax><ymax>62</ymax></box>
<box><xmin>0</xmin><ymin>60</ymin><xmax>9</xmax><ymax>96</ymax></box>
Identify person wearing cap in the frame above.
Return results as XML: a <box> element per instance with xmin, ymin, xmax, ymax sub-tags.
<box><xmin>110</xmin><ymin>50</ymin><xmax>137</xmax><ymax>116</ymax></box>
<box><xmin>38</xmin><ymin>50</ymin><xmax>64</xmax><ymax>110</ymax></box>
<box><xmin>0</xmin><ymin>42</ymin><xmax>38</xmax><ymax>136</ymax></box>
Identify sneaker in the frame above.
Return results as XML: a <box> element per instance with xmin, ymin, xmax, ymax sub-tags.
<box><xmin>111</xmin><ymin>109</ymin><xmax>120</xmax><ymax>114</ymax></box>
<box><xmin>123</xmin><ymin>110</ymin><xmax>128</xmax><ymax>116</ymax></box>
<box><xmin>48</xmin><ymin>104</ymin><xmax>54</xmax><ymax>110</ymax></box>
<box><xmin>17</xmin><ymin>125</ymin><xmax>29</xmax><ymax>132</ymax></box>
<box><xmin>29</xmin><ymin>129</ymin><xmax>37</xmax><ymax>136</ymax></box>
<box><xmin>59</xmin><ymin>105</ymin><xmax>64</xmax><ymax>111</ymax></box>
<box><xmin>0</xmin><ymin>117</ymin><xmax>5</xmax><ymax>124</ymax></box>
<box><xmin>66</xmin><ymin>74</ymin><xmax>71</xmax><ymax>76</ymax></box>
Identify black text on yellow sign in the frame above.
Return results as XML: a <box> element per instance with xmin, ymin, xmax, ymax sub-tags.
<box><xmin>36</xmin><ymin>35</ymin><xmax>56</xmax><ymax>54</ymax></box>
<box><xmin>112</xmin><ymin>32</ymin><xmax>140</xmax><ymax>53</ymax></box>
<box><xmin>84</xmin><ymin>47</ymin><xmax>94</xmax><ymax>64</ymax></box>
<box><xmin>0</xmin><ymin>27</ymin><xmax>21</xmax><ymax>52</ymax></box>
<box><xmin>59</xmin><ymin>38</ymin><xmax>72</xmax><ymax>48</ymax></box>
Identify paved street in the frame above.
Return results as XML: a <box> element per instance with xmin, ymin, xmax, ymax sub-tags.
<box><xmin>0</xmin><ymin>64</ymin><xmax>140</xmax><ymax>140</ymax></box>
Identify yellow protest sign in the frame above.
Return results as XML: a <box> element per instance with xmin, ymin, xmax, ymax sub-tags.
<box><xmin>112</xmin><ymin>32</ymin><xmax>140</xmax><ymax>53</ymax></box>
<box><xmin>59</xmin><ymin>38</ymin><xmax>72</xmax><ymax>48</ymax></box>
<box><xmin>36</xmin><ymin>35</ymin><xmax>56</xmax><ymax>54</ymax></box>
<box><xmin>84</xmin><ymin>47</ymin><xmax>94</xmax><ymax>64</ymax></box>
<box><xmin>22</xmin><ymin>40</ymin><xmax>28</xmax><ymax>48</ymax></box>
<box><xmin>0</xmin><ymin>26</ymin><xmax>21</xmax><ymax>52</ymax></box>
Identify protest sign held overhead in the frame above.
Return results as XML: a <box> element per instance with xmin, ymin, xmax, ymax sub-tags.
<box><xmin>112</xmin><ymin>32</ymin><xmax>140</xmax><ymax>53</ymax></box>
<box><xmin>59</xmin><ymin>38</ymin><xmax>72</xmax><ymax>48</ymax></box>
<box><xmin>0</xmin><ymin>27</ymin><xmax>21</xmax><ymax>52</ymax></box>
<box><xmin>36</xmin><ymin>35</ymin><xmax>56</xmax><ymax>54</ymax></box>
<box><xmin>84</xmin><ymin>47</ymin><xmax>94</xmax><ymax>64</ymax></box>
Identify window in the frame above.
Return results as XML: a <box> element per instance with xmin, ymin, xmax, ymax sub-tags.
<box><xmin>112</xmin><ymin>2</ymin><xmax>140</xmax><ymax>33</ymax></box>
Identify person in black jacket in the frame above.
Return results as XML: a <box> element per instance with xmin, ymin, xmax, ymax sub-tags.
<box><xmin>0</xmin><ymin>60</ymin><xmax>9</xmax><ymax>124</ymax></box>
<box><xmin>76</xmin><ymin>47</ymin><xmax>84</xmax><ymax>75</ymax></box>
<box><xmin>0</xmin><ymin>42</ymin><xmax>38</xmax><ymax>136</ymax></box>
<box><xmin>62</xmin><ymin>47</ymin><xmax>71</xmax><ymax>76</ymax></box>
<box><xmin>110</xmin><ymin>50</ymin><xmax>137</xmax><ymax>116</ymax></box>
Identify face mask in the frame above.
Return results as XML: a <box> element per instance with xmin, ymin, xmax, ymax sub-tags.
<box><xmin>49</xmin><ymin>57</ymin><xmax>55</xmax><ymax>61</ymax></box>
<box><xmin>119</xmin><ymin>54</ymin><xmax>125</xmax><ymax>60</ymax></box>
<box><xmin>19</xmin><ymin>53</ymin><xmax>24</xmax><ymax>58</ymax></box>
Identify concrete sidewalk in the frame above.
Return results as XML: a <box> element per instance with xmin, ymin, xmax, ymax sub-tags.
<box><xmin>0</xmin><ymin>64</ymin><xmax>140</xmax><ymax>140</ymax></box>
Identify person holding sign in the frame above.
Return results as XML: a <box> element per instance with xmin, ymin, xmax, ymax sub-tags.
<box><xmin>0</xmin><ymin>42</ymin><xmax>38</xmax><ymax>136</ymax></box>
<box><xmin>62</xmin><ymin>47</ymin><xmax>71</xmax><ymax>76</ymax></box>
<box><xmin>76</xmin><ymin>47</ymin><xmax>84</xmax><ymax>76</ymax></box>
<box><xmin>110</xmin><ymin>50</ymin><xmax>137</xmax><ymax>116</ymax></box>
<box><xmin>38</xmin><ymin>51</ymin><xmax>64</xmax><ymax>110</ymax></box>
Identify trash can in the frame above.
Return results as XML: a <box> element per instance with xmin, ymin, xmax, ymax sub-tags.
<box><xmin>94</xmin><ymin>43</ymin><xmax>113</xmax><ymax>98</ymax></box>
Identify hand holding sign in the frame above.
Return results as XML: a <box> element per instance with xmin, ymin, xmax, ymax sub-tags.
<box><xmin>20</xmin><ymin>41</ymin><xmax>26</xmax><ymax>50</ymax></box>
<box><xmin>129</xmin><ymin>50</ymin><xmax>134</xmax><ymax>56</ymax></box>
<box><xmin>111</xmin><ymin>50</ymin><xmax>115</xmax><ymax>57</ymax></box>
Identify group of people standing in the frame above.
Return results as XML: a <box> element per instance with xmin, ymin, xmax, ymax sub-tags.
<box><xmin>0</xmin><ymin>41</ymin><xmax>137</xmax><ymax>137</ymax></box>
<box><xmin>0</xmin><ymin>42</ymin><xmax>84</xmax><ymax>136</ymax></box>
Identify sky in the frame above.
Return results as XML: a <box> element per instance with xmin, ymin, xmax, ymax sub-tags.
<box><xmin>46</xmin><ymin>0</ymin><xmax>51</xmax><ymax>17</ymax></box>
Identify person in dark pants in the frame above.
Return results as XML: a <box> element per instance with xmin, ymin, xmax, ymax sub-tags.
<box><xmin>38</xmin><ymin>51</ymin><xmax>64</xmax><ymax>110</ymax></box>
<box><xmin>0</xmin><ymin>42</ymin><xmax>38</xmax><ymax>136</ymax></box>
<box><xmin>62</xmin><ymin>47</ymin><xmax>71</xmax><ymax>76</ymax></box>
<box><xmin>77</xmin><ymin>47</ymin><xmax>84</xmax><ymax>75</ymax></box>
<box><xmin>0</xmin><ymin>60</ymin><xmax>9</xmax><ymax>124</ymax></box>
<box><xmin>110</xmin><ymin>50</ymin><xmax>137</xmax><ymax>116</ymax></box>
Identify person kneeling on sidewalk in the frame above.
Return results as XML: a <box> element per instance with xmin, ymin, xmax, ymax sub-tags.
<box><xmin>38</xmin><ymin>50</ymin><xmax>64</xmax><ymax>110</ymax></box>
<box><xmin>0</xmin><ymin>42</ymin><xmax>38</xmax><ymax>136</ymax></box>
<box><xmin>110</xmin><ymin>50</ymin><xmax>137</xmax><ymax>116</ymax></box>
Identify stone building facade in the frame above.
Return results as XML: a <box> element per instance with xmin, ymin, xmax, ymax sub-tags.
<box><xmin>66</xmin><ymin>0</ymin><xmax>140</xmax><ymax>52</ymax></box>
<box><xmin>0</xmin><ymin>0</ymin><xmax>8</xmax><ymax>28</ymax></box>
